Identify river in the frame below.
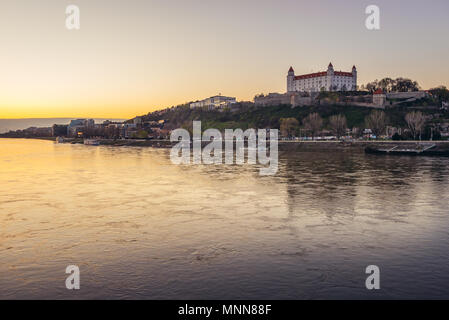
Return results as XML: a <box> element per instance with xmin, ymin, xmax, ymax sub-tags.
<box><xmin>1</xmin><ymin>138</ymin><xmax>448</xmax><ymax>299</ymax></box>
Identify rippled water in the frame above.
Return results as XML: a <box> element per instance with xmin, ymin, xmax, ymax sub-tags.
<box><xmin>1</xmin><ymin>138</ymin><xmax>449</xmax><ymax>299</ymax></box>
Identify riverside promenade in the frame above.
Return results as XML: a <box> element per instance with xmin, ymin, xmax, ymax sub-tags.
<box><xmin>41</xmin><ymin>137</ymin><xmax>449</xmax><ymax>153</ymax></box>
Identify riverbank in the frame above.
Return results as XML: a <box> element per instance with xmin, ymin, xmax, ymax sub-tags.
<box><xmin>5</xmin><ymin>137</ymin><xmax>449</xmax><ymax>153</ymax></box>
<box><xmin>279</xmin><ymin>140</ymin><xmax>449</xmax><ymax>152</ymax></box>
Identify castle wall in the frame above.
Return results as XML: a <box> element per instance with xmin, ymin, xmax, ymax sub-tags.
<box><xmin>386</xmin><ymin>91</ymin><xmax>428</xmax><ymax>99</ymax></box>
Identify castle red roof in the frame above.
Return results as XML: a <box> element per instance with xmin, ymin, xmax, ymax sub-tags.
<box><xmin>294</xmin><ymin>72</ymin><xmax>327</xmax><ymax>80</ymax></box>
<box><xmin>294</xmin><ymin>70</ymin><xmax>353</xmax><ymax>80</ymax></box>
<box><xmin>373</xmin><ymin>89</ymin><xmax>384</xmax><ymax>95</ymax></box>
<box><xmin>288</xmin><ymin>66</ymin><xmax>294</xmax><ymax>72</ymax></box>
<box><xmin>335</xmin><ymin>71</ymin><xmax>353</xmax><ymax>77</ymax></box>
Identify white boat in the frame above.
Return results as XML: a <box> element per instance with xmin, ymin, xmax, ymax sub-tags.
<box><xmin>55</xmin><ymin>136</ymin><xmax>65</xmax><ymax>144</ymax></box>
<box><xmin>84</xmin><ymin>139</ymin><xmax>100</xmax><ymax>146</ymax></box>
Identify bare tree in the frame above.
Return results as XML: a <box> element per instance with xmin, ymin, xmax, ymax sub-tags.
<box><xmin>351</xmin><ymin>127</ymin><xmax>362</xmax><ymax>139</ymax></box>
<box><xmin>365</xmin><ymin>110</ymin><xmax>387</xmax><ymax>138</ymax></box>
<box><xmin>280</xmin><ymin>118</ymin><xmax>299</xmax><ymax>138</ymax></box>
<box><xmin>303</xmin><ymin>113</ymin><xmax>323</xmax><ymax>140</ymax></box>
<box><xmin>329</xmin><ymin>114</ymin><xmax>347</xmax><ymax>139</ymax></box>
<box><xmin>405</xmin><ymin>111</ymin><xmax>426</xmax><ymax>140</ymax></box>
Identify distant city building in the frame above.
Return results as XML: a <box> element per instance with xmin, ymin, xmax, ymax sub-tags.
<box><xmin>68</xmin><ymin>119</ymin><xmax>86</xmax><ymax>127</ymax></box>
<box><xmin>287</xmin><ymin>63</ymin><xmax>357</xmax><ymax>93</ymax></box>
<box><xmin>52</xmin><ymin>124</ymin><xmax>68</xmax><ymax>137</ymax></box>
<box><xmin>122</xmin><ymin>123</ymin><xmax>137</xmax><ymax>138</ymax></box>
<box><xmin>190</xmin><ymin>95</ymin><xmax>237</xmax><ymax>110</ymax></box>
<box><xmin>85</xmin><ymin>119</ymin><xmax>95</xmax><ymax>128</ymax></box>
<box><xmin>67</xmin><ymin>119</ymin><xmax>95</xmax><ymax>137</ymax></box>
<box><xmin>133</xmin><ymin>117</ymin><xmax>143</xmax><ymax>125</ymax></box>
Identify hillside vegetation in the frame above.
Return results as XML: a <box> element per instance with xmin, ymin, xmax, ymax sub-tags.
<box><xmin>139</xmin><ymin>102</ymin><xmax>445</xmax><ymax>134</ymax></box>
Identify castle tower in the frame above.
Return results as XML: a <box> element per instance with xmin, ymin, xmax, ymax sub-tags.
<box><xmin>287</xmin><ymin>66</ymin><xmax>295</xmax><ymax>92</ymax></box>
<box><xmin>327</xmin><ymin>62</ymin><xmax>334</xmax><ymax>74</ymax></box>
<box><xmin>327</xmin><ymin>62</ymin><xmax>334</xmax><ymax>91</ymax></box>
<box><xmin>373</xmin><ymin>89</ymin><xmax>386</xmax><ymax>108</ymax></box>
<box><xmin>352</xmin><ymin>65</ymin><xmax>357</xmax><ymax>90</ymax></box>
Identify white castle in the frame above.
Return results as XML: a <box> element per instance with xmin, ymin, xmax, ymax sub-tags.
<box><xmin>287</xmin><ymin>63</ymin><xmax>357</xmax><ymax>93</ymax></box>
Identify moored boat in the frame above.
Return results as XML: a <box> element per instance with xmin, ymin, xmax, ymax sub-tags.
<box><xmin>55</xmin><ymin>136</ymin><xmax>65</xmax><ymax>144</ymax></box>
<box><xmin>84</xmin><ymin>139</ymin><xmax>100</xmax><ymax>146</ymax></box>
<box><xmin>365</xmin><ymin>144</ymin><xmax>449</xmax><ymax>156</ymax></box>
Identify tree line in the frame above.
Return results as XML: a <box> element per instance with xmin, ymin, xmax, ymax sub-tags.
<box><xmin>361</xmin><ymin>78</ymin><xmax>420</xmax><ymax>93</ymax></box>
<box><xmin>280</xmin><ymin>109</ymin><xmax>432</xmax><ymax>140</ymax></box>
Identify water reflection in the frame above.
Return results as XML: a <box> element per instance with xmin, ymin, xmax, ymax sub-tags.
<box><xmin>1</xmin><ymin>139</ymin><xmax>449</xmax><ymax>299</ymax></box>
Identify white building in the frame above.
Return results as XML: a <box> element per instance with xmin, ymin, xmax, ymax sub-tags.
<box><xmin>287</xmin><ymin>63</ymin><xmax>357</xmax><ymax>93</ymax></box>
<box><xmin>190</xmin><ymin>95</ymin><xmax>237</xmax><ymax>110</ymax></box>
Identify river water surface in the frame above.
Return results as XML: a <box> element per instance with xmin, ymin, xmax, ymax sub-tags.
<box><xmin>1</xmin><ymin>138</ymin><xmax>449</xmax><ymax>299</ymax></box>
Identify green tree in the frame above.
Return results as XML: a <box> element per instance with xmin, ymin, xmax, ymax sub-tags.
<box><xmin>365</xmin><ymin>77</ymin><xmax>420</xmax><ymax>93</ymax></box>
<box><xmin>429</xmin><ymin>86</ymin><xmax>449</xmax><ymax>103</ymax></box>
<box><xmin>392</xmin><ymin>78</ymin><xmax>420</xmax><ymax>92</ymax></box>
<box><xmin>378</xmin><ymin>78</ymin><xmax>395</xmax><ymax>92</ymax></box>
<box><xmin>365</xmin><ymin>80</ymin><xmax>379</xmax><ymax>93</ymax></box>
<box><xmin>136</xmin><ymin>129</ymin><xmax>148</xmax><ymax>139</ymax></box>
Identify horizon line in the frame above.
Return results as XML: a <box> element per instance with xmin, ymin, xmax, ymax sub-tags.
<box><xmin>0</xmin><ymin>117</ymin><xmax>128</xmax><ymax>120</ymax></box>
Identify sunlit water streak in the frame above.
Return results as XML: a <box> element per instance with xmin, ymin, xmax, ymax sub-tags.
<box><xmin>1</xmin><ymin>138</ymin><xmax>449</xmax><ymax>299</ymax></box>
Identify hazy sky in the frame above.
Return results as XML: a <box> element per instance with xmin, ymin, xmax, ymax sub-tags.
<box><xmin>0</xmin><ymin>0</ymin><xmax>448</xmax><ymax>119</ymax></box>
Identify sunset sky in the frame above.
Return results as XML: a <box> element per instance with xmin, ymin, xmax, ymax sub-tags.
<box><xmin>0</xmin><ymin>0</ymin><xmax>448</xmax><ymax>119</ymax></box>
